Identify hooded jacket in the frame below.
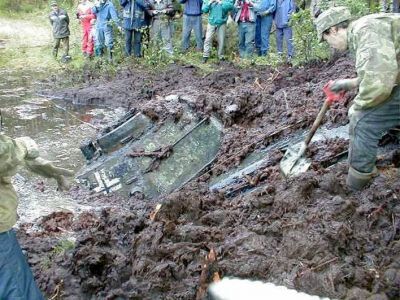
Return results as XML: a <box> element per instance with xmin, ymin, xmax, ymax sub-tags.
<box><xmin>274</xmin><ymin>0</ymin><xmax>295</xmax><ymax>28</ymax></box>
<box><xmin>0</xmin><ymin>136</ymin><xmax>38</xmax><ymax>233</ymax></box>
<box><xmin>347</xmin><ymin>13</ymin><xmax>400</xmax><ymax>110</ymax></box>
<box><xmin>233</xmin><ymin>0</ymin><xmax>261</xmax><ymax>23</ymax></box>
<box><xmin>77</xmin><ymin>1</ymin><xmax>96</xmax><ymax>29</ymax></box>
<box><xmin>202</xmin><ymin>0</ymin><xmax>234</xmax><ymax>26</ymax></box>
<box><xmin>120</xmin><ymin>0</ymin><xmax>149</xmax><ymax>29</ymax></box>
<box><xmin>256</xmin><ymin>0</ymin><xmax>275</xmax><ymax>17</ymax></box>
<box><xmin>180</xmin><ymin>0</ymin><xmax>203</xmax><ymax>16</ymax></box>
<box><xmin>49</xmin><ymin>8</ymin><xmax>70</xmax><ymax>38</ymax></box>
<box><xmin>0</xmin><ymin>135</ymin><xmax>72</xmax><ymax>233</ymax></box>
<box><xmin>92</xmin><ymin>0</ymin><xmax>120</xmax><ymax>28</ymax></box>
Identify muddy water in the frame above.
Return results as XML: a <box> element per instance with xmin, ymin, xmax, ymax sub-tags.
<box><xmin>0</xmin><ymin>68</ymin><xmax>127</xmax><ymax>224</ymax></box>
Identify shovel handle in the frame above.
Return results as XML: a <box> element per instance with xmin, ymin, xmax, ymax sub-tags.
<box><xmin>304</xmin><ymin>99</ymin><xmax>330</xmax><ymax>146</ymax></box>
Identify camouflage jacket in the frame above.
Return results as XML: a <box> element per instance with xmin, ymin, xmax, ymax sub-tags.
<box><xmin>0</xmin><ymin>135</ymin><xmax>39</xmax><ymax>233</ymax></box>
<box><xmin>348</xmin><ymin>13</ymin><xmax>400</xmax><ymax>110</ymax></box>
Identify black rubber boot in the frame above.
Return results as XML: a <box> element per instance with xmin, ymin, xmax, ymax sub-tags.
<box><xmin>108</xmin><ymin>49</ymin><xmax>113</xmax><ymax>62</ymax></box>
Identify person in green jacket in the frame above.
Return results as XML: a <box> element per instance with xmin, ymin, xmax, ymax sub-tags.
<box><xmin>202</xmin><ymin>0</ymin><xmax>234</xmax><ymax>62</ymax></box>
<box><xmin>0</xmin><ymin>134</ymin><xmax>73</xmax><ymax>299</ymax></box>
<box><xmin>315</xmin><ymin>6</ymin><xmax>400</xmax><ymax>190</ymax></box>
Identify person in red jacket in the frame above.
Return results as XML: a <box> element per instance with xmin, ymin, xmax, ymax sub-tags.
<box><xmin>77</xmin><ymin>0</ymin><xmax>96</xmax><ymax>57</ymax></box>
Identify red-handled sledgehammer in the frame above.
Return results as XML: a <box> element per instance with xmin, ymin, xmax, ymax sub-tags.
<box><xmin>280</xmin><ymin>81</ymin><xmax>345</xmax><ymax>177</ymax></box>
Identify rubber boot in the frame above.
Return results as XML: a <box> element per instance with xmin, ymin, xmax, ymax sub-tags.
<box><xmin>107</xmin><ymin>48</ymin><xmax>113</xmax><ymax>62</ymax></box>
<box><xmin>346</xmin><ymin>166</ymin><xmax>375</xmax><ymax>191</ymax></box>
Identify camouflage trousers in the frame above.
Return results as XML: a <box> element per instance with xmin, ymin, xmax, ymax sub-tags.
<box><xmin>349</xmin><ymin>85</ymin><xmax>400</xmax><ymax>173</ymax></box>
<box><xmin>53</xmin><ymin>36</ymin><xmax>69</xmax><ymax>58</ymax></box>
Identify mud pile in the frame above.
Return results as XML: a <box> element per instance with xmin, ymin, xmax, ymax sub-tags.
<box><xmin>18</xmin><ymin>55</ymin><xmax>400</xmax><ymax>300</ymax></box>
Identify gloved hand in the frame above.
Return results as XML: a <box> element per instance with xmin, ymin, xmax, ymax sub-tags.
<box><xmin>330</xmin><ymin>78</ymin><xmax>358</xmax><ymax>93</ymax></box>
<box><xmin>25</xmin><ymin>157</ymin><xmax>74</xmax><ymax>191</ymax></box>
<box><xmin>55</xmin><ymin>174</ymin><xmax>72</xmax><ymax>191</ymax></box>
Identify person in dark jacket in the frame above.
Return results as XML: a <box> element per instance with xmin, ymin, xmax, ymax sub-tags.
<box><xmin>120</xmin><ymin>0</ymin><xmax>150</xmax><ymax>57</ymax></box>
<box><xmin>49</xmin><ymin>1</ymin><xmax>70</xmax><ymax>62</ymax></box>
<box><xmin>180</xmin><ymin>0</ymin><xmax>203</xmax><ymax>52</ymax></box>
<box><xmin>274</xmin><ymin>0</ymin><xmax>295</xmax><ymax>61</ymax></box>
<box><xmin>254</xmin><ymin>0</ymin><xmax>275</xmax><ymax>56</ymax></box>
<box><xmin>92</xmin><ymin>0</ymin><xmax>121</xmax><ymax>60</ymax></box>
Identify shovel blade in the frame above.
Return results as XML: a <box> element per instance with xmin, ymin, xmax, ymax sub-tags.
<box><xmin>280</xmin><ymin>144</ymin><xmax>311</xmax><ymax>177</ymax></box>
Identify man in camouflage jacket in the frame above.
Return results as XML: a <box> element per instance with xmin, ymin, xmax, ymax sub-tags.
<box><xmin>0</xmin><ymin>134</ymin><xmax>73</xmax><ymax>299</ymax></box>
<box><xmin>315</xmin><ymin>6</ymin><xmax>400</xmax><ymax>190</ymax></box>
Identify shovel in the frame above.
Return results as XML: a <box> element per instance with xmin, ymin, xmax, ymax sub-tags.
<box><xmin>280</xmin><ymin>81</ymin><xmax>345</xmax><ymax>177</ymax></box>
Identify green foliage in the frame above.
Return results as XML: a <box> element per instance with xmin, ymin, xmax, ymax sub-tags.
<box><xmin>334</xmin><ymin>0</ymin><xmax>371</xmax><ymax>16</ymax></box>
<box><xmin>0</xmin><ymin>0</ymin><xmax>78</xmax><ymax>15</ymax></box>
<box><xmin>290</xmin><ymin>9</ymin><xmax>330</xmax><ymax>65</ymax></box>
<box><xmin>0</xmin><ymin>0</ymin><xmax>47</xmax><ymax>15</ymax></box>
<box><xmin>52</xmin><ymin>238</ymin><xmax>75</xmax><ymax>255</ymax></box>
<box><xmin>39</xmin><ymin>238</ymin><xmax>75</xmax><ymax>270</ymax></box>
<box><xmin>140</xmin><ymin>26</ymin><xmax>175</xmax><ymax>69</ymax></box>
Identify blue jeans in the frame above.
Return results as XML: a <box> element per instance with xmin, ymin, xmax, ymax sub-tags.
<box><xmin>181</xmin><ymin>15</ymin><xmax>203</xmax><ymax>51</ymax></box>
<box><xmin>95</xmin><ymin>25</ymin><xmax>114</xmax><ymax>55</ymax></box>
<box><xmin>276</xmin><ymin>26</ymin><xmax>294</xmax><ymax>58</ymax></box>
<box><xmin>255</xmin><ymin>15</ymin><xmax>273</xmax><ymax>56</ymax></box>
<box><xmin>125</xmin><ymin>29</ymin><xmax>142</xmax><ymax>57</ymax></box>
<box><xmin>238</xmin><ymin>22</ymin><xmax>255</xmax><ymax>58</ymax></box>
<box><xmin>0</xmin><ymin>230</ymin><xmax>44</xmax><ymax>300</ymax></box>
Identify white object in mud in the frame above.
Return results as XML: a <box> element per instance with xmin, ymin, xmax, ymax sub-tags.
<box><xmin>208</xmin><ymin>278</ymin><xmax>331</xmax><ymax>300</ymax></box>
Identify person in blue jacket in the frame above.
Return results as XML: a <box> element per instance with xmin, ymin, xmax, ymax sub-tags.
<box><xmin>255</xmin><ymin>0</ymin><xmax>275</xmax><ymax>56</ymax></box>
<box><xmin>180</xmin><ymin>0</ymin><xmax>203</xmax><ymax>52</ymax></box>
<box><xmin>120</xmin><ymin>0</ymin><xmax>150</xmax><ymax>57</ymax></box>
<box><xmin>274</xmin><ymin>0</ymin><xmax>295</xmax><ymax>61</ymax></box>
<box><xmin>92</xmin><ymin>0</ymin><xmax>121</xmax><ymax>60</ymax></box>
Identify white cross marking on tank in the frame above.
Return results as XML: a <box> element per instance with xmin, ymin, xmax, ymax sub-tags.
<box><xmin>93</xmin><ymin>169</ymin><xmax>121</xmax><ymax>194</ymax></box>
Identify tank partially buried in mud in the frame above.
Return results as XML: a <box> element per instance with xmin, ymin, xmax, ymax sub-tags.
<box><xmin>76</xmin><ymin>108</ymin><xmax>223</xmax><ymax>199</ymax></box>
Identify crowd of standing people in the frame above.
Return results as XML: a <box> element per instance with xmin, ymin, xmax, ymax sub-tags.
<box><xmin>48</xmin><ymin>0</ymin><xmax>296</xmax><ymax>63</ymax></box>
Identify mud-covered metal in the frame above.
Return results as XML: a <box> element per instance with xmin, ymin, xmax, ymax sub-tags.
<box><xmin>76</xmin><ymin>111</ymin><xmax>223</xmax><ymax>199</ymax></box>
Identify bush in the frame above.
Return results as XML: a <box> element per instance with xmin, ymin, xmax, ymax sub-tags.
<box><xmin>290</xmin><ymin>9</ymin><xmax>329</xmax><ymax>64</ymax></box>
<box><xmin>334</xmin><ymin>0</ymin><xmax>372</xmax><ymax>16</ymax></box>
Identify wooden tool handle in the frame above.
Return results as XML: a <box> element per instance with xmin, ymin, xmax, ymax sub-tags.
<box><xmin>304</xmin><ymin>99</ymin><xmax>330</xmax><ymax>146</ymax></box>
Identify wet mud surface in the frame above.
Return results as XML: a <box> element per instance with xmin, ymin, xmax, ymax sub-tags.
<box><xmin>18</xmin><ymin>55</ymin><xmax>400</xmax><ymax>299</ymax></box>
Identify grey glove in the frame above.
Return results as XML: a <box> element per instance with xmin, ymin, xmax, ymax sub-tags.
<box><xmin>330</xmin><ymin>78</ymin><xmax>358</xmax><ymax>93</ymax></box>
<box><xmin>25</xmin><ymin>157</ymin><xmax>74</xmax><ymax>191</ymax></box>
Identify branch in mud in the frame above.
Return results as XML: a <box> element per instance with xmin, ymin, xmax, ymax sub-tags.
<box><xmin>297</xmin><ymin>257</ymin><xmax>339</xmax><ymax>278</ymax></box>
<box><xmin>149</xmin><ymin>203</ymin><xmax>162</xmax><ymax>221</ymax></box>
<box><xmin>127</xmin><ymin>145</ymin><xmax>173</xmax><ymax>172</ymax></box>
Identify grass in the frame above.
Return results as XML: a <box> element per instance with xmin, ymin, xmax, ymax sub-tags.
<box><xmin>39</xmin><ymin>238</ymin><xmax>75</xmax><ymax>270</ymax></box>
